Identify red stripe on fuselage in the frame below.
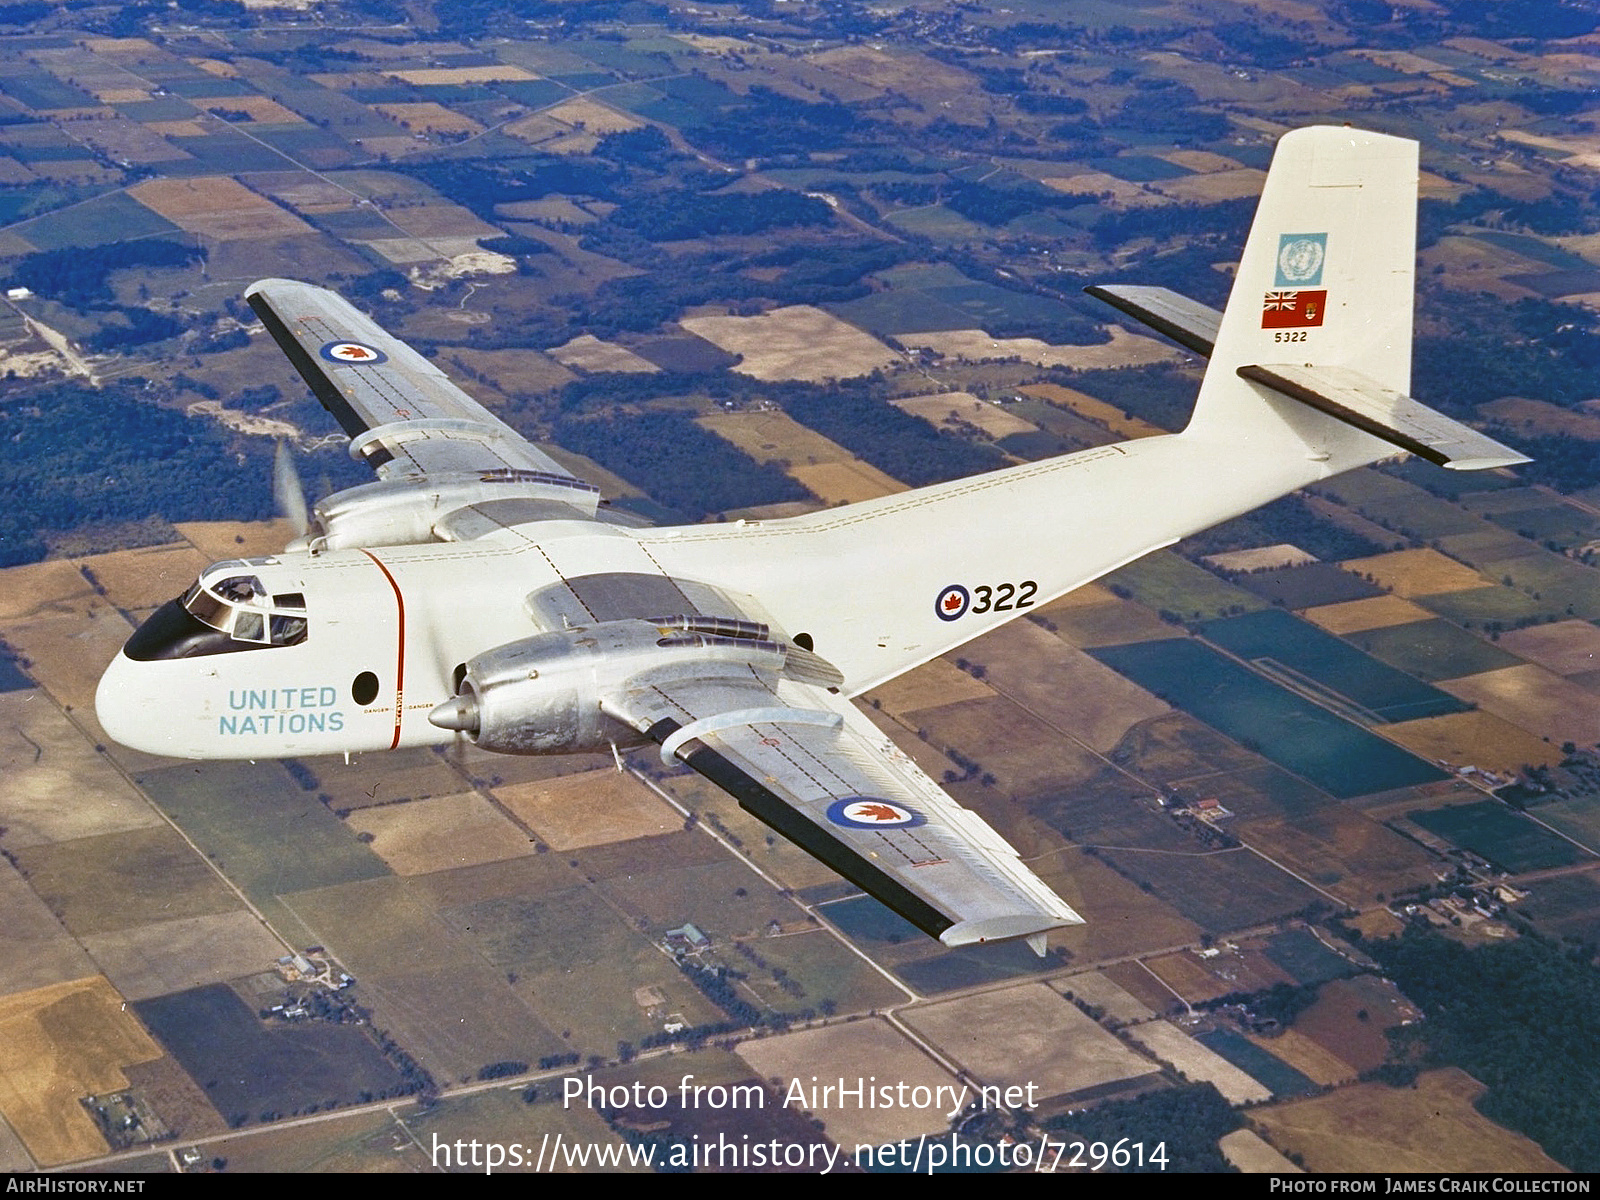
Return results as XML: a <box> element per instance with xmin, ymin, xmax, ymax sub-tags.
<box><xmin>359</xmin><ymin>549</ymin><xmax>405</xmax><ymax>750</ymax></box>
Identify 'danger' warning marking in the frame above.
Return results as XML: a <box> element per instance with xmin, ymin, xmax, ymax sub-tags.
<box><xmin>827</xmin><ymin>797</ymin><xmax>926</xmax><ymax>829</ymax></box>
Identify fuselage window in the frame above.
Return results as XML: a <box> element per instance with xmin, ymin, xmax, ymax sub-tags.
<box><xmin>352</xmin><ymin>671</ymin><xmax>380</xmax><ymax>705</ymax></box>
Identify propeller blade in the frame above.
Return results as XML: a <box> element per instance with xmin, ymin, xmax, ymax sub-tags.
<box><xmin>273</xmin><ymin>439</ymin><xmax>309</xmax><ymax>536</ymax></box>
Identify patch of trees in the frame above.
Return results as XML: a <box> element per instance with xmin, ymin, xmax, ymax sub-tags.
<box><xmin>1204</xmin><ymin>22</ymin><xmax>1319</xmax><ymax>68</ymax></box>
<box><xmin>0</xmin><ymin>380</ymin><xmax>274</xmax><ymax>567</ymax></box>
<box><xmin>1090</xmin><ymin>195</ymin><xmax>1257</xmax><ymax>253</ymax></box>
<box><xmin>1184</xmin><ymin>494</ymin><xmax>1387</xmax><ymax>563</ymax></box>
<box><xmin>684</xmin><ymin>86</ymin><xmax>862</xmax><ymax>160</ymax></box>
<box><xmin>391</xmin><ymin>157</ymin><xmax>626</xmax><ymax>223</ymax></box>
<box><xmin>1015</xmin><ymin>92</ymin><xmax>1090</xmax><ymax>116</ymax></box>
<box><xmin>8</xmin><ymin>239</ymin><xmax>203</xmax><ymax>308</ymax></box>
<box><xmin>1112</xmin><ymin>81</ymin><xmax>1228</xmax><ymax>144</ymax></box>
<box><xmin>608</xmin><ymin>187</ymin><xmax>832</xmax><ymax>242</ymax></box>
<box><xmin>550</xmin><ymin>410</ymin><xmax>809</xmax><ymax>518</ymax></box>
<box><xmin>1040</xmin><ymin>1082</ymin><xmax>1241</xmax><ymax>1173</ymax></box>
<box><xmin>1415</xmin><ymin>293</ymin><xmax>1600</xmax><ymax>414</ymax></box>
<box><xmin>776</xmin><ymin>387</ymin><xmax>1006</xmax><ymax>487</ymax></box>
<box><xmin>1061</xmin><ymin>364</ymin><xmax>1199</xmax><ymax>433</ymax></box>
<box><xmin>1442</xmin><ymin>0</ymin><xmax>1599</xmax><ymax>39</ymax></box>
<box><xmin>1479</xmin><ymin>426</ymin><xmax>1600</xmax><ymax>493</ymax></box>
<box><xmin>1363</xmin><ymin>926</ymin><xmax>1600</xmax><ymax>1172</ymax></box>
<box><xmin>81</xmin><ymin>308</ymin><xmax>184</xmax><ymax>352</ymax></box>
<box><xmin>594</xmin><ymin>125</ymin><xmax>676</xmax><ymax>168</ymax></box>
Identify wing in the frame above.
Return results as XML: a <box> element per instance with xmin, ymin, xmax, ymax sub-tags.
<box><xmin>245</xmin><ymin>278</ymin><xmax>585</xmax><ymax>485</ymax></box>
<box><xmin>603</xmin><ymin>668</ymin><xmax>1083</xmax><ymax>953</ymax></box>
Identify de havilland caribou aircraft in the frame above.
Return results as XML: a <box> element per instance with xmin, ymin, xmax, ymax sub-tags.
<box><xmin>97</xmin><ymin>126</ymin><xmax>1526</xmax><ymax>955</ymax></box>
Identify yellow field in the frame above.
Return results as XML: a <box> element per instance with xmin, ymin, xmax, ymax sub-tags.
<box><xmin>1159</xmin><ymin>149</ymin><xmax>1243</xmax><ymax>172</ymax></box>
<box><xmin>1437</xmin><ymin>663</ymin><xmax>1600</xmax><ymax>748</ymax></box>
<box><xmin>1382</xmin><ymin>708</ymin><xmax>1561</xmax><ymax>772</ymax></box>
<box><xmin>170</xmin><ymin>518</ymin><xmax>297</xmax><ymax>560</ymax></box>
<box><xmin>892</xmin><ymin>391</ymin><xmax>1038</xmax><ymax>438</ymax></box>
<box><xmin>1498</xmin><ymin>619</ymin><xmax>1600</xmax><ymax>676</ymax></box>
<box><xmin>896</xmin><ymin>326</ymin><xmax>1180</xmax><ymax>370</ymax></box>
<box><xmin>1301</xmin><ymin>594</ymin><xmax>1436</xmax><ymax>633</ymax></box>
<box><xmin>681</xmin><ymin>306</ymin><xmax>897</xmax><ymax>382</ymax></box>
<box><xmin>74</xmin><ymin>542</ymin><xmax>207</xmax><ymax>611</ymax></box>
<box><xmin>0</xmin><ymin>558</ymin><xmax>94</xmax><ymax>622</ymax></box>
<box><xmin>494</xmin><ymin>768</ymin><xmax>680</xmax><ymax>850</ymax></box>
<box><xmin>696</xmin><ymin>410</ymin><xmax>881</xmax><ymax>486</ymax></box>
<box><xmin>1</xmin><ymin>601</ymin><xmax>134</xmax><ymax>710</ymax></box>
<box><xmin>1019</xmin><ymin>382</ymin><xmax>1166</xmax><ymax>438</ymax></box>
<box><xmin>1153</xmin><ymin>168</ymin><xmax>1268</xmax><ymax>203</ymax></box>
<box><xmin>969</xmin><ymin>620</ymin><xmax>1170</xmax><ymax>752</ymax></box>
<box><xmin>543</xmin><ymin>97</ymin><xmax>643</xmax><ymax>134</ymax></box>
<box><xmin>373</xmin><ymin>103</ymin><xmax>485</xmax><ymax>135</ymax></box>
<box><xmin>1340</xmin><ymin>548</ymin><xmax>1489</xmax><ymax>597</ymax></box>
<box><xmin>1220</xmin><ymin>1128</ymin><xmax>1300</xmax><ymax>1172</ymax></box>
<box><xmin>1042</xmin><ymin>172</ymin><xmax>1169</xmax><ymax>207</ymax></box>
<box><xmin>202</xmin><ymin>95</ymin><xmax>305</xmax><ymax>124</ymax></box>
<box><xmin>918</xmin><ymin>982</ymin><xmax>1161</xmax><ymax>1100</ymax></box>
<box><xmin>865</xmin><ymin>656</ymin><xmax>995</xmax><ymax>716</ymax></box>
<box><xmin>80</xmin><ymin>908</ymin><xmax>289</xmax><ymax>1003</ymax></box>
<box><xmin>1251</xmin><ymin>1067</ymin><xmax>1564</xmax><ymax>1173</ymax></box>
<box><xmin>1247</xmin><ymin>1028</ymin><xmax>1354</xmax><ymax>1087</ymax></box>
<box><xmin>736</xmin><ymin>1018</ymin><xmax>962</xmax><ymax>1147</ymax></box>
<box><xmin>1203</xmin><ymin>544</ymin><xmax>1317</xmax><ymax>572</ymax></box>
<box><xmin>388</xmin><ymin>65</ymin><xmax>540</xmax><ymax>85</ymax></box>
<box><xmin>1482</xmin><ymin>397</ymin><xmax>1600</xmax><ymax>441</ymax></box>
<box><xmin>0</xmin><ymin>976</ymin><xmax>162</xmax><ymax>1167</ymax></box>
<box><xmin>141</xmin><ymin>120</ymin><xmax>209</xmax><ymax>138</ymax></box>
<box><xmin>129</xmin><ymin>177</ymin><xmax>312</xmax><ymax>241</ymax></box>
<box><xmin>546</xmin><ymin>334</ymin><xmax>658</xmax><ymax>374</ymax></box>
<box><xmin>346</xmin><ymin>793</ymin><xmax>536</xmax><ymax>875</ymax></box>
<box><xmin>1124</xmin><ymin>1020</ymin><xmax>1271</xmax><ymax>1104</ymax></box>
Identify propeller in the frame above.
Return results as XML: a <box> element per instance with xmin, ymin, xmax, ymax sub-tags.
<box><xmin>273</xmin><ymin>439</ymin><xmax>310</xmax><ymax>537</ymax></box>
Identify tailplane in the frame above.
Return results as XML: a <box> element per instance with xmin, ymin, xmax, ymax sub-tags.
<box><xmin>1093</xmin><ymin>126</ymin><xmax>1526</xmax><ymax>473</ymax></box>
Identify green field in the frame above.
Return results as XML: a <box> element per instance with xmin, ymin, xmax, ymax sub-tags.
<box><xmin>136</xmin><ymin>761</ymin><xmax>390</xmax><ymax>906</ymax></box>
<box><xmin>1234</xmin><ymin>563</ymin><xmax>1385</xmax><ymax>609</ymax></box>
<box><xmin>1102</xmin><ymin>551</ymin><xmax>1269</xmax><ymax>622</ymax></box>
<box><xmin>1407</xmin><ymin>802</ymin><xmax>1587</xmax><ymax>873</ymax></box>
<box><xmin>135</xmin><ymin>984</ymin><xmax>408</xmax><ymax>1127</ymax></box>
<box><xmin>18</xmin><ymin>192</ymin><xmax>180</xmax><ymax>251</ymax></box>
<box><xmin>1523</xmin><ymin>795</ymin><xmax>1600</xmax><ymax>857</ymax></box>
<box><xmin>1200</xmin><ymin>609</ymin><xmax>1467</xmax><ymax>722</ymax></box>
<box><xmin>1090</xmin><ymin>638</ymin><xmax>1449</xmax><ymax>799</ymax></box>
<box><xmin>1096</xmin><ymin>844</ymin><xmax>1328</xmax><ymax>934</ymax></box>
<box><xmin>1341</xmin><ymin>618</ymin><xmax>1523</xmax><ymax>682</ymax></box>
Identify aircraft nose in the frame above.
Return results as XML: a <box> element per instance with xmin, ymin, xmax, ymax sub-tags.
<box><xmin>95</xmin><ymin>650</ymin><xmax>168</xmax><ymax>754</ymax></box>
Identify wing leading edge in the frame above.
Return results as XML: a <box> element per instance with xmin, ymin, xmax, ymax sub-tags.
<box><xmin>245</xmin><ymin>278</ymin><xmax>585</xmax><ymax>485</ymax></box>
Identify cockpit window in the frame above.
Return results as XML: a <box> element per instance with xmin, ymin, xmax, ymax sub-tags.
<box><xmin>215</xmin><ymin>575</ymin><xmax>263</xmax><ymax>603</ymax></box>
<box><xmin>136</xmin><ymin>567</ymin><xmax>312</xmax><ymax>659</ymax></box>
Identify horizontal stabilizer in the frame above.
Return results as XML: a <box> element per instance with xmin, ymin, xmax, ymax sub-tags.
<box><xmin>1238</xmin><ymin>363</ymin><xmax>1531</xmax><ymax>471</ymax></box>
<box><xmin>1084</xmin><ymin>284</ymin><xmax>1221</xmax><ymax>357</ymax></box>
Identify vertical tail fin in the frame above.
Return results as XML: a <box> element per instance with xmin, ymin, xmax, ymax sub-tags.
<box><xmin>1185</xmin><ymin>126</ymin><xmax>1419</xmax><ymax>468</ymax></box>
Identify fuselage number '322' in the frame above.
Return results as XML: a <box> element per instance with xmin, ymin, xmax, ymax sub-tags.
<box><xmin>935</xmin><ymin>581</ymin><xmax>1037</xmax><ymax>621</ymax></box>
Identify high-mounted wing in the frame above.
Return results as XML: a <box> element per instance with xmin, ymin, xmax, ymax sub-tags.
<box><xmin>600</xmin><ymin>655</ymin><xmax>1083</xmax><ymax>953</ymax></box>
<box><xmin>245</xmin><ymin>278</ymin><xmax>600</xmax><ymax>548</ymax></box>
<box><xmin>246</xmin><ymin>278</ymin><xmax>585</xmax><ymax>485</ymax></box>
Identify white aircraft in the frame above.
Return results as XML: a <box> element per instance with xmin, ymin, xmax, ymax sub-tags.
<box><xmin>97</xmin><ymin>126</ymin><xmax>1525</xmax><ymax>954</ymax></box>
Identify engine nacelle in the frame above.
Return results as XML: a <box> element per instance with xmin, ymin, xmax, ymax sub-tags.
<box><xmin>293</xmin><ymin>469</ymin><xmax>601</xmax><ymax>551</ymax></box>
<box><xmin>428</xmin><ymin>617</ymin><xmax>815</xmax><ymax>756</ymax></box>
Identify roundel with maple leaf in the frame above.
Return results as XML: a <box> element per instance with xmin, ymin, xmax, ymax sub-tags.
<box><xmin>826</xmin><ymin>797</ymin><xmax>926</xmax><ymax>830</ymax></box>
